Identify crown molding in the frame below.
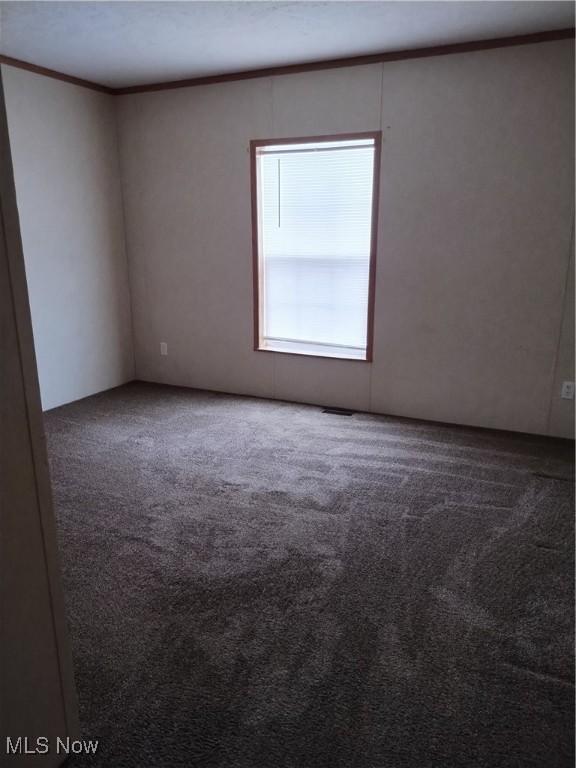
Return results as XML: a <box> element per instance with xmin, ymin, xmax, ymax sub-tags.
<box><xmin>1</xmin><ymin>27</ymin><xmax>573</xmax><ymax>97</ymax></box>
<box><xmin>115</xmin><ymin>28</ymin><xmax>575</xmax><ymax>95</ymax></box>
<box><xmin>0</xmin><ymin>54</ymin><xmax>113</xmax><ymax>94</ymax></box>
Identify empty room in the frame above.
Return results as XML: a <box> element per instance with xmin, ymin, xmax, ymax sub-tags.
<box><xmin>1</xmin><ymin>1</ymin><xmax>574</xmax><ymax>766</ymax></box>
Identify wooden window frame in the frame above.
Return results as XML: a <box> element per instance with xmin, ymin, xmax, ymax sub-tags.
<box><xmin>250</xmin><ymin>131</ymin><xmax>382</xmax><ymax>363</ymax></box>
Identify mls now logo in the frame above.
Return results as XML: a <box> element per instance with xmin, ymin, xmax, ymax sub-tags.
<box><xmin>6</xmin><ymin>736</ymin><xmax>99</xmax><ymax>755</ymax></box>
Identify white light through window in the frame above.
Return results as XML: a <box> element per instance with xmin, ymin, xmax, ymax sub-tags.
<box><xmin>253</xmin><ymin>135</ymin><xmax>379</xmax><ymax>360</ymax></box>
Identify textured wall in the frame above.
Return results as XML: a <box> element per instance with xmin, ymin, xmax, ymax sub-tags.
<box><xmin>549</xmin><ymin>236</ymin><xmax>575</xmax><ymax>439</ymax></box>
<box><xmin>117</xmin><ymin>39</ymin><xmax>574</xmax><ymax>437</ymax></box>
<box><xmin>3</xmin><ymin>65</ymin><xmax>134</xmax><ymax>410</ymax></box>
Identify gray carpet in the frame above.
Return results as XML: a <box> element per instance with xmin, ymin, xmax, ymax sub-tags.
<box><xmin>44</xmin><ymin>381</ymin><xmax>574</xmax><ymax>768</ymax></box>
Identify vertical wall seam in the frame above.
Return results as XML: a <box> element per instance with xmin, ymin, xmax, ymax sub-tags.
<box><xmin>112</xmin><ymin>94</ymin><xmax>138</xmax><ymax>380</ymax></box>
<box><xmin>545</xmin><ymin>215</ymin><xmax>574</xmax><ymax>435</ymax></box>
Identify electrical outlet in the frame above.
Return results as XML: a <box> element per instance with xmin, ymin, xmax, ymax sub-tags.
<box><xmin>561</xmin><ymin>381</ymin><xmax>575</xmax><ymax>400</ymax></box>
<box><xmin>160</xmin><ymin>342</ymin><xmax>168</xmax><ymax>356</ymax></box>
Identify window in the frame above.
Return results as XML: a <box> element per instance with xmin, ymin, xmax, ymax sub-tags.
<box><xmin>251</xmin><ymin>132</ymin><xmax>381</xmax><ymax>361</ymax></box>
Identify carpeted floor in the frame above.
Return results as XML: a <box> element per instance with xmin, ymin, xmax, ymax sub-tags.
<box><xmin>45</xmin><ymin>381</ymin><xmax>574</xmax><ymax>768</ymax></box>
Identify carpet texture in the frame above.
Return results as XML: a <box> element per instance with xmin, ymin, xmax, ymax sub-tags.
<box><xmin>44</xmin><ymin>382</ymin><xmax>574</xmax><ymax>768</ymax></box>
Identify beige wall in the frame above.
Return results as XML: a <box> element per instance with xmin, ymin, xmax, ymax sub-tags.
<box><xmin>549</xmin><ymin>233</ymin><xmax>575</xmax><ymax>439</ymax></box>
<box><xmin>2</xmin><ymin>65</ymin><xmax>134</xmax><ymax>410</ymax></box>
<box><xmin>0</xmin><ymin>69</ymin><xmax>78</xmax><ymax>766</ymax></box>
<box><xmin>117</xmin><ymin>39</ymin><xmax>574</xmax><ymax>438</ymax></box>
<box><xmin>6</xmin><ymin>40</ymin><xmax>570</xmax><ymax>435</ymax></box>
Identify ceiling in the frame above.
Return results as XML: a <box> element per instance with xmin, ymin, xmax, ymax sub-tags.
<box><xmin>0</xmin><ymin>1</ymin><xmax>573</xmax><ymax>89</ymax></box>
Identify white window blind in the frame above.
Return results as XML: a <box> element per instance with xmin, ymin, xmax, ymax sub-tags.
<box><xmin>255</xmin><ymin>137</ymin><xmax>376</xmax><ymax>360</ymax></box>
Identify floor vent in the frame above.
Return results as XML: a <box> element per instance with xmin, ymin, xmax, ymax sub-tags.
<box><xmin>322</xmin><ymin>407</ymin><xmax>355</xmax><ymax>416</ymax></box>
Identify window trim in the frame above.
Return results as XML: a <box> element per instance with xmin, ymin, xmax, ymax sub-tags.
<box><xmin>250</xmin><ymin>131</ymin><xmax>382</xmax><ymax>363</ymax></box>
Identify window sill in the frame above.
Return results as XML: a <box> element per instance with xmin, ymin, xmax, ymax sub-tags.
<box><xmin>256</xmin><ymin>343</ymin><xmax>370</xmax><ymax>362</ymax></box>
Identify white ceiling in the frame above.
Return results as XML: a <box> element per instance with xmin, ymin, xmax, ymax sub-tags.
<box><xmin>0</xmin><ymin>1</ymin><xmax>573</xmax><ymax>89</ymax></box>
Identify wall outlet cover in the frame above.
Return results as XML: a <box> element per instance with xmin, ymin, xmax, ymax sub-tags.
<box><xmin>160</xmin><ymin>342</ymin><xmax>168</xmax><ymax>356</ymax></box>
<box><xmin>560</xmin><ymin>381</ymin><xmax>575</xmax><ymax>400</ymax></box>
